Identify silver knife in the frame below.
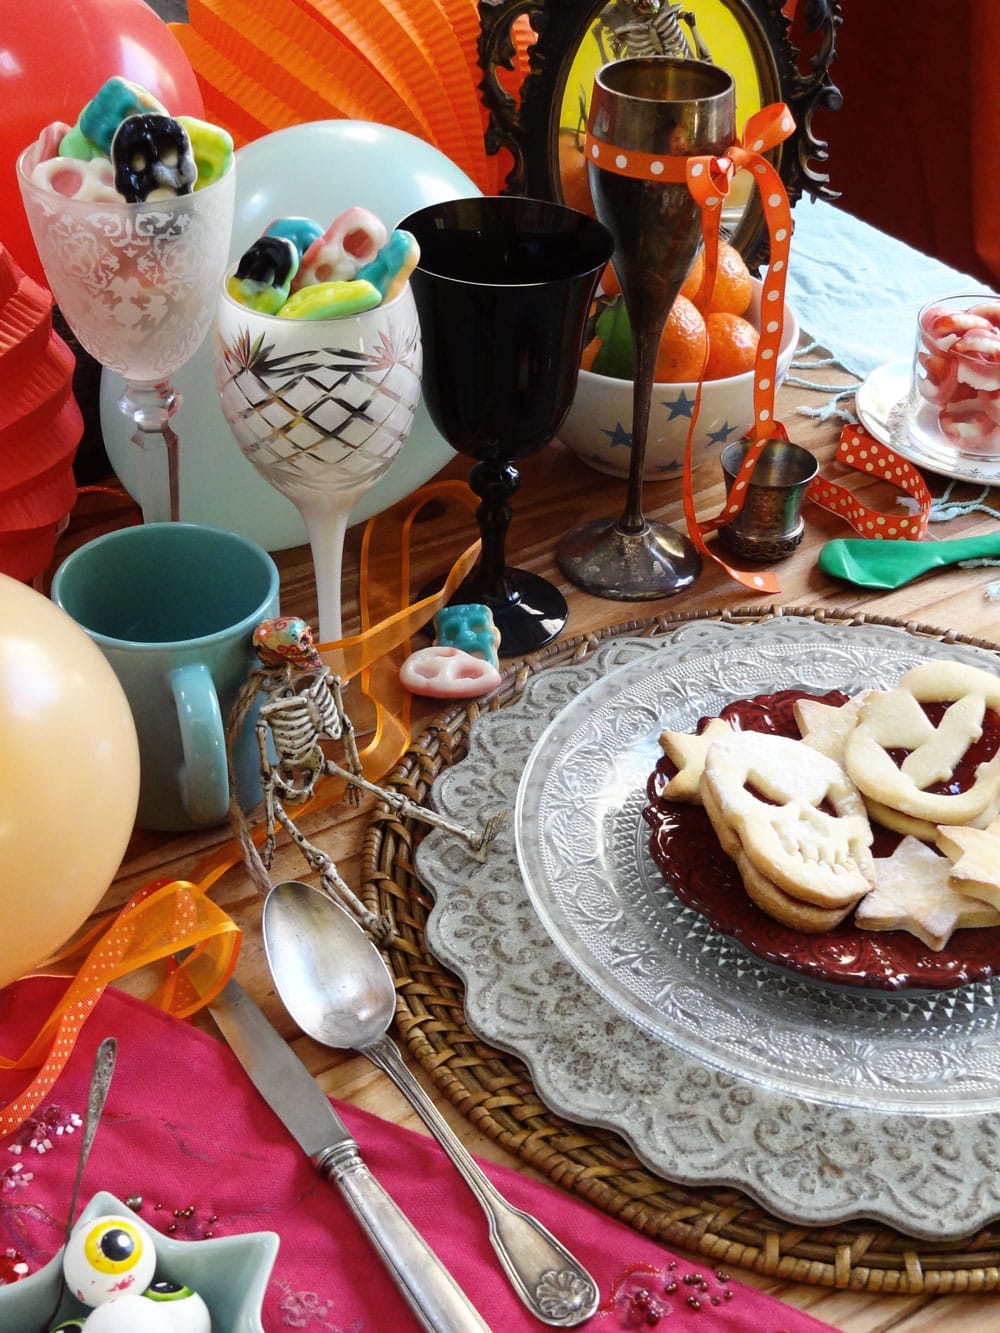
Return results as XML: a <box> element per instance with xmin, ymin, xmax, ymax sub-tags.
<box><xmin>209</xmin><ymin>977</ymin><xmax>492</xmax><ymax>1333</ymax></box>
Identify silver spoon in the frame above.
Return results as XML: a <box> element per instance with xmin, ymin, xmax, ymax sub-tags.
<box><xmin>40</xmin><ymin>1036</ymin><xmax>117</xmax><ymax>1332</ymax></box>
<box><xmin>263</xmin><ymin>880</ymin><xmax>600</xmax><ymax>1328</ymax></box>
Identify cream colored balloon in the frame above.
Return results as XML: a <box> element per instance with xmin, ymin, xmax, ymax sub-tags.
<box><xmin>0</xmin><ymin>573</ymin><xmax>140</xmax><ymax>988</ymax></box>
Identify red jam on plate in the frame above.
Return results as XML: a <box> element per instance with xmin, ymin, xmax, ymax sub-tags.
<box><xmin>642</xmin><ymin>688</ymin><xmax>1000</xmax><ymax>991</ymax></box>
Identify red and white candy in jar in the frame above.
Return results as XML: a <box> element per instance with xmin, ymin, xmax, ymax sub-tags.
<box><xmin>911</xmin><ymin>294</ymin><xmax>1000</xmax><ymax>458</ymax></box>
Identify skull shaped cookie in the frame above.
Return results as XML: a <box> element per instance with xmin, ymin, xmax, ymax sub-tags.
<box><xmin>701</xmin><ymin>730</ymin><xmax>875</xmax><ymax>910</ymax></box>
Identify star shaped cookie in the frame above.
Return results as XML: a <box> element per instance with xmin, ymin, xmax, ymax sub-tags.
<box><xmin>937</xmin><ymin>815</ymin><xmax>1000</xmax><ymax>910</ymax></box>
<box><xmin>657</xmin><ymin>717</ymin><xmax>733</xmax><ymax>802</ymax></box>
<box><xmin>855</xmin><ymin>834</ymin><xmax>1000</xmax><ymax>950</ymax></box>
<box><xmin>793</xmin><ymin>692</ymin><xmax>870</xmax><ymax>764</ymax></box>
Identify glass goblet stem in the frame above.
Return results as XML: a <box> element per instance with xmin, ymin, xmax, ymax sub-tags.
<box><xmin>468</xmin><ymin>458</ymin><xmax>518</xmax><ymax>599</ymax></box>
<box><xmin>620</xmin><ymin>319</ymin><xmax>660</xmax><ymax>535</ymax></box>
<box><xmin>120</xmin><ymin>379</ymin><xmax>182</xmax><ymax>523</ymax></box>
<box><xmin>294</xmin><ymin>492</ymin><xmax>354</xmax><ymax>645</ymax></box>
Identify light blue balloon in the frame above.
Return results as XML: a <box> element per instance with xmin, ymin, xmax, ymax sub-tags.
<box><xmin>101</xmin><ymin>120</ymin><xmax>476</xmax><ymax>550</ymax></box>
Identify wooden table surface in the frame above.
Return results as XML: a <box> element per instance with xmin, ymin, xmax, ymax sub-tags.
<box><xmin>51</xmin><ymin>347</ymin><xmax>1000</xmax><ymax>1332</ymax></box>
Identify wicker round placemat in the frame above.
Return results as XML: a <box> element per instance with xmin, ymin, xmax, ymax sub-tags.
<box><xmin>360</xmin><ymin>606</ymin><xmax>1000</xmax><ymax>1294</ymax></box>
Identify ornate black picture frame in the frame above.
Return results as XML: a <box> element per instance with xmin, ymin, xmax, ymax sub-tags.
<box><xmin>478</xmin><ymin>0</ymin><xmax>843</xmax><ymax>265</ymax></box>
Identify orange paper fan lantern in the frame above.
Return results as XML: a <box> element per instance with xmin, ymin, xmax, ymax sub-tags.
<box><xmin>182</xmin><ymin>0</ymin><xmax>430</xmax><ymax>142</ymax></box>
<box><xmin>173</xmin><ymin>0</ymin><xmax>496</xmax><ymax>191</ymax></box>
<box><xmin>0</xmin><ymin>245</ymin><xmax>81</xmax><ymax>583</ymax></box>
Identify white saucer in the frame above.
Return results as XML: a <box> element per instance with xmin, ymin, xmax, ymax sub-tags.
<box><xmin>855</xmin><ymin>358</ymin><xmax>908</xmax><ymax>445</ymax></box>
<box><xmin>856</xmin><ymin>360</ymin><xmax>1000</xmax><ymax>487</ymax></box>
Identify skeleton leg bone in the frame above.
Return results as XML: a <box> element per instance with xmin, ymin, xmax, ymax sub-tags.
<box><xmin>271</xmin><ymin>802</ymin><xmax>395</xmax><ymax>944</ymax></box>
<box><xmin>324</xmin><ymin>761</ymin><xmax>507</xmax><ymax>859</ymax></box>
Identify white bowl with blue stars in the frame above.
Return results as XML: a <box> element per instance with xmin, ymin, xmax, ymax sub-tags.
<box><xmin>559</xmin><ymin>280</ymin><xmax>800</xmax><ymax>480</ymax></box>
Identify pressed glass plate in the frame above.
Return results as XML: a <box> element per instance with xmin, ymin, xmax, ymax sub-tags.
<box><xmin>415</xmin><ymin>618</ymin><xmax>1000</xmax><ymax>1236</ymax></box>
<box><xmin>512</xmin><ymin>620</ymin><xmax>1000</xmax><ymax>1111</ymax></box>
<box><xmin>641</xmin><ymin>687</ymin><xmax>1000</xmax><ymax>990</ymax></box>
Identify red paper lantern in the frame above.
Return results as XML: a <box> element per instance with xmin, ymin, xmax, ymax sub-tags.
<box><xmin>0</xmin><ymin>245</ymin><xmax>82</xmax><ymax>581</ymax></box>
<box><xmin>0</xmin><ymin>0</ymin><xmax>204</xmax><ymax>286</ymax></box>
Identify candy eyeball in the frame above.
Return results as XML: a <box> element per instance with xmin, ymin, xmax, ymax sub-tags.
<box><xmin>81</xmin><ymin>1293</ymin><xmax>176</xmax><ymax>1330</ymax></box>
<box><xmin>49</xmin><ymin>1320</ymin><xmax>88</xmax><ymax>1332</ymax></box>
<box><xmin>63</xmin><ymin>1214</ymin><xmax>157</xmax><ymax>1306</ymax></box>
<box><xmin>143</xmin><ymin>1280</ymin><xmax>212</xmax><ymax>1333</ymax></box>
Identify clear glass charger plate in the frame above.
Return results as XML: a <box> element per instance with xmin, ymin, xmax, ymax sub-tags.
<box><xmin>414</xmin><ymin>617</ymin><xmax>1000</xmax><ymax>1238</ymax></box>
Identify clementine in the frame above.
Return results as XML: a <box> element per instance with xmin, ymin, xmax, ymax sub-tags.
<box><xmin>680</xmin><ymin>242</ymin><xmax>753</xmax><ymax>316</ymax></box>
<box><xmin>704</xmin><ymin>312</ymin><xmax>759</xmax><ymax>380</ymax></box>
<box><xmin>654</xmin><ymin>295</ymin><xmax>708</xmax><ymax>383</ymax></box>
<box><xmin>557</xmin><ymin>129</ymin><xmax>595</xmax><ymax>218</ymax></box>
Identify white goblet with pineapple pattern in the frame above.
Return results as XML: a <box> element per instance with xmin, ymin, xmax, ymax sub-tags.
<box><xmin>214</xmin><ymin>281</ymin><xmax>421</xmax><ymax>641</ymax></box>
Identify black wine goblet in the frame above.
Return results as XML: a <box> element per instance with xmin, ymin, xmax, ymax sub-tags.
<box><xmin>400</xmin><ymin>196</ymin><xmax>613</xmax><ymax>657</ymax></box>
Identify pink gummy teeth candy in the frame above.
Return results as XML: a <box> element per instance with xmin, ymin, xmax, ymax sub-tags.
<box><xmin>914</xmin><ymin>296</ymin><xmax>1000</xmax><ymax>457</ymax></box>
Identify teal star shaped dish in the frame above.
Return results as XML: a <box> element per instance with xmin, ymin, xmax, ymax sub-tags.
<box><xmin>0</xmin><ymin>1191</ymin><xmax>278</xmax><ymax>1332</ymax></box>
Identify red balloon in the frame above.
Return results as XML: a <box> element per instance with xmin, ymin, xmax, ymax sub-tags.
<box><xmin>1</xmin><ymin>0</ymin><xmax>204</xmax><ymax>285</ymax></box>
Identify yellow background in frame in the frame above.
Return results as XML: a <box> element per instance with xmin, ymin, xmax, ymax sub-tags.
<box><xmin>560</xmin><ymin>1</ymin><xmax>764</xmax><ymax>139</ymax></box>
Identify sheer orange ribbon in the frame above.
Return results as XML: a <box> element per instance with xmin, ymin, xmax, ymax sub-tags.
<box><xmin>586</xmin><ymin>103</ymin><xmax>796</xmax><ymax>593</ymax></box>
<box><xmin>0</xmin><ymin>881</ymin><xmax>241</xmax><ymax>1136</ymax></box>
<box><xmin>0</xmin><ymin>482</ymin><xmax>483</xmax><ymax>1138</ymax></box>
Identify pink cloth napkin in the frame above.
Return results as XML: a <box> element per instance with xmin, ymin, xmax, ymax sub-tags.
<box><xmin>0</xmin><ymin>977</ymin><xmax>835</xmax><ymax>1332</ymax></box>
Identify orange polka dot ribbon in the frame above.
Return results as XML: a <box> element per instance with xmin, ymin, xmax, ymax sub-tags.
<box><xmin>0</xmin><ymin>879</ymin><xmax>241</xmax><ymax>1137</ymax></box>
<box><xmin>586</xmin><ymin>103</ymin><xmax>797</xmax><ymax>594</ymax></box>
<box><xmin>807</xmin><ymin>422</ymin><xmax>932</xmax><ymax>538</ymax></box>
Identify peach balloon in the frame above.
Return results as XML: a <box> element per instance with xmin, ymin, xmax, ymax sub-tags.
<box><xmin>0</xmin><ymin>573</ymin><xmax>139</xmax><ymax>989</ymax></box>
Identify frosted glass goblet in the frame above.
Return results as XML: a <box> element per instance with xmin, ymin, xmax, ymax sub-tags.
<box><xmin>17</xmin><ymin>146</ymin><xmax>235</xmax><ymax>523</ymax></box>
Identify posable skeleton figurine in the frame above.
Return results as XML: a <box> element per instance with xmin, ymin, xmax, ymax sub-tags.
<box><xmin>596</xmin><ymin>0</ymin><xmax>712</xmax><ymax>63</ymax></box>
<box><xmin>227</xmin><ymin>616</ymin><xmax>506</xmax><ymax>944</ymax></box>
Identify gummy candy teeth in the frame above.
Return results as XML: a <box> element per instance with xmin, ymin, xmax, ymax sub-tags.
<box><xmin>29</xmin><ymin>154</ymin><xmax>121</xmax><ymax>203</ymax></box>
<box><xmin>293</xmin><ymin>205</ymin><xmax>387</xmax><ymax>289</ymax></box>
<box><xmin>357</xmin><ymin>229</ymin><xmax>420</xmax><ymax>301</ymax></box>
<box><xmin>277</xmin><ymin>278</ymin><xmax>382</xmax><ymax>320</ymax></box>
<box><xmin>227</xmin><ymin>207</ymin><xmax>420</xmax><ymax>320</ymax></box>
<box><xmin>916</xmin><ymin>297</ymin><xmax>1000</xmax><ymax>457</ymax></box>
<box><xmin>265</xmin><ymin>216</ymin><xmax>324</xmax><ymax>260</ymax></box>
<box><xmin>177</xmin><ymin>115</ymin><xmax>234</xmax><ymax>190</ymax></box>
<box><xmin>25</xmin><ymin>78</ymin><xmax>233</xmax><ymax>201</ymax></box>
<box><xmin>79</xmin><ymin>76</ymin><xmax>167</xmax><ymax>155</ymax></box>
<box><xmin>227</xmin><ymin>235</ymin><xmax>300</xmax><ymax>314</ymax></box>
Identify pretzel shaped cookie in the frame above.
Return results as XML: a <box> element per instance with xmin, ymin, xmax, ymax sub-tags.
<box><xmin>844</xmin><ymin>661</ymin><xmax>1000</xmax><ymax>829</ymax></box>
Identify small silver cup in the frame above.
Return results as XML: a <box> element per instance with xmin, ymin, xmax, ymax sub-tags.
<box><xmin>719</xmin><ymin>438</ymin><xmax>818</xmax><ymax>562</ymax></box>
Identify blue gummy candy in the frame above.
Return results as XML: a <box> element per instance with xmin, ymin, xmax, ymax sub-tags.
<box><xmin>357</xmin><ymin>230</ymin><xmax>418</xmax><ymax>299</ymax></box>
<box><xmin>265</xmin><ymin>216</ymin><xmax>324</xmax><ymax>260</ymax></box>
<box><xmin>433</xmin><ymin>604</ymin><xmax>501</xmax><ymax>667</ymax></box>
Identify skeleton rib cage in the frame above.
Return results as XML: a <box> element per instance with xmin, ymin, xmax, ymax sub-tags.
<box><xmin>258</xmin><ymin>669</ymin><xmax>355</xmax><ymax>803</ymax></box>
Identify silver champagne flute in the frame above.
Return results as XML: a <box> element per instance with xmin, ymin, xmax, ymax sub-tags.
<box><xmin>557</xmin><ymin>57</ymin><xmax>736</xmax><ymax>599</ymax></box>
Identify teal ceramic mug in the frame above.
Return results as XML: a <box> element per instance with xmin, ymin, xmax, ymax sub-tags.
<box><xmin>51</xmin><ymin>523</ymin><xmax>280</xmax><ymax>832</ymax></box>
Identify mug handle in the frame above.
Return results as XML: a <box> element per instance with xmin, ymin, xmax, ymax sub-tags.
<box><xmin>170</xmin><ymin>663</ymin><xmax>230</xmax><ymax>826</ymax></box>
